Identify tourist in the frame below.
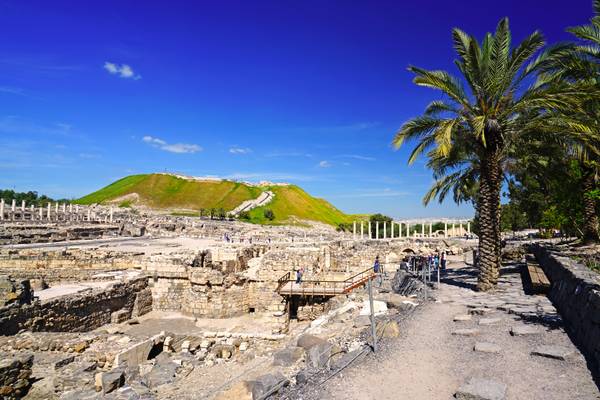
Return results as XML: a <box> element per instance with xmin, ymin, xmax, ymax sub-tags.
<box><xmin>296</xmin><ymin>267</ymin><xmax>304</xmax><ymax>285</ymax></box>
<box><xmin>441</xmin><ymin>251</ymin><xmax>447</xmax><ymax>271</ymax></box>
<box><xmin>373</xmin><ymin>256</ymin><xmax>382</xmax><ymax>286</ymax></box>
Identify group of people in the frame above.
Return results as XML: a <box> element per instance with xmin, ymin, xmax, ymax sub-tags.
<box><xmin>294</xmin><ymin>251</ymin><xmax>448</xmax><ymax>288</ymax></box>
<box><xmin>426</xmin><ymin>251</ymin><xmax>447</xmax><ymax>271</ymax></box>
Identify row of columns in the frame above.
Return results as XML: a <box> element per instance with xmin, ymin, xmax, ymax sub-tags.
<box><xmin>0</xmin><ymin>199</ymin><xmax>114</xmax><ymax>223</ymax></box>
<box><xmin>352</xmin><ymin>220</ymin><xmax>471</xmax><ymax>240</ymax></box>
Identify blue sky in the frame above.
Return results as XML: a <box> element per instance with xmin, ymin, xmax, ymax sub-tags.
<box><xmin>0</xmin><ymin>0</ymin><xmax>593</xmax><ymax>218</ymax></box>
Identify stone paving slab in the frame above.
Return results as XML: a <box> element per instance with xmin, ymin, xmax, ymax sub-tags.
<box><xmin>454</xmin><ymin>314</ymin><xmax>472</xmax><ymax>322</ymax></box>
<box><xmin>452</xmin><ymin>329</ymin><xmax>479</xmax><ymax>337</ymax></box>
<box><xmin>510</xmin><ymin>325</ymin><xmax>540</xmax><ymax>336</ymax></box>
<box><xmin>455</xmin><ymin>377</ymin><xmax>507</xmax><ymax>400</ymax></box>
<box><xmin>473</xmin><ymin>342</ymin><xmax>501</xmax><ymax>354</ymax></box>
<box><xmin>531</xmin><ymin>345</ymin><xmax>576</xmax><ymax>361</ymax></box>
<box><xmin>478</xmin><ymin>318</ymin><xmax>502</xmax><ymax>326</ymax></box>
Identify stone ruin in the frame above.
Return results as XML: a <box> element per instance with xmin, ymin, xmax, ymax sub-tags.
<box><xmin>0</xmin><ymin>206</ymin><xmax>473</xmax><ymax>399</ymax></box>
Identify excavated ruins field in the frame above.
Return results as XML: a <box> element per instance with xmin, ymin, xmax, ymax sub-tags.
<box><xmin>0</xmin><ymin>209</ymin><xmax>598</xmax><ymax>400</ymax></box>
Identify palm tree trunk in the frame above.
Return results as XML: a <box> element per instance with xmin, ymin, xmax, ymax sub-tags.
<box><xmin>477</xmin><ymin>151</ymin><xmax>502</xmax><ymax>291</ymax></box>
<box><xmin>582</xmin><ymin>165</ymin><xmax>599</xmax><ymax>244</ymax></box>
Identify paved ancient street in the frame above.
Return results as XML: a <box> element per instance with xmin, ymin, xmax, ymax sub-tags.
<box><xmin>307</xmin><ymin>258</ymin><xmax>600</xmax><ymax>400</ymax></box>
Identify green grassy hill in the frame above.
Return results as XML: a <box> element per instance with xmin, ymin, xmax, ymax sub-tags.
<box><xmin>77</xmin><ymin>173</ymin><xmax>352</xmax><ymax>226</ymax></box>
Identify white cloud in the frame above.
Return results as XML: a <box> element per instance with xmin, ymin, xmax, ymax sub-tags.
<box><xmin>331</xmin><ymin>188</ymin><xmax>412</xmax><ymax>198</ymax></box>
<box><xmin>0</xmin><ymin>86</ymin><xmax>26</xmax><ymax>97</ymax></box>
<box><xmin>142</xmin><ymin>135</ymin><xmax>202</xmax><ymax>154</ymax></box>
<box><xmin>337</xmin><ymin>154</ymin><xmax>376</xmax><ymax>161</ymax></box>
<box><xmin>266</xmin><ymin>151</ymin><xmax>313</xmax><ymax>158</ymax></box>
<box><xmin>0</xmin><ymin>116</ymin><xmax>72</xmax><ymax>136</ymax></box>
<box><xmin>225</xmin><ymin>172</ymin><xmax>316</xmax><ymax>182</ymax></box>
<box><xmin>229</xmin><ymin>147</ymin><xmax>252</xmax><ymax>155</ymax></box>
<box><xmin>79</xmin><ymin>153</ymin><xmax>100</xmax><ymax>159</ymax></box>
<box><xmin>318</xmin><ymin>160</ymin><xmax>332</xmax><ymax>168</ymax></box>
<box><xmin>103</xmin><ymin>62</ymin><xmax>141</xmax><ymax>80</ymax></box>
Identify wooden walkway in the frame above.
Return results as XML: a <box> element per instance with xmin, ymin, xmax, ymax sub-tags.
<box><xmin>276</xmin><ymin>267</ymin><xmax>376</xmax><ymax>297</ymax></box>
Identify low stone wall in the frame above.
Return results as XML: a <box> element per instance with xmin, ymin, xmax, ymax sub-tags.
<box><xmin>0</xmin><ymin>353</ymin><xmax>33</xmax><ymax>399</ymax></box>
<box><xmin>0</xmin><ymin>277</ymin><xmax>150</xmax><ymax>335</ymax></box>
<box><xmin>530</xmin><ymin>243</ymin><xmax>600</xmax><ymax>378</ymax></box>
<box><xmin>0</xmin><ymin>249</ymin><xmax>143</xmax><ymax>283</ymax></box>
<box><xmin>0</xmin><ymin>223</ymin><xmax>120</xmax><ymax>245</ymax></box>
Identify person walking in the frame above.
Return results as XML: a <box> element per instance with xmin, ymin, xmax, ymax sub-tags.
<box><xmin>441</xmin><ymin>251</ymin><xmax>447</xmax><ymax>271</ymax></box>
<box><xmin>296</xmin><ymin>267</ymin><xmax>304</xmax><ymax>285</ymax></box>
<box><xmin>373</xmin><ymin>256</ymin><xmax>382</xmax><ymax>286</ymax></box>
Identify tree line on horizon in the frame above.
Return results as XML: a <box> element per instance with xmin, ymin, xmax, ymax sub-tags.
<box><xmin>394</xmin><ymin>1</ymin><xmax>600</xmax><ymax>291</ymax></box>
<box><xmin>0</xmin><ymin>189</ymin><xmax>69</xmax><ymax>207</ymax></box>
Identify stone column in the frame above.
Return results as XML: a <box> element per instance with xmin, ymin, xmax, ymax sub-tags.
<box><xmin>21</xmin><ymin>201</ymin><xmax>25</xmax><ymax>220</ymax></box>
<box><xmin>353</xmin><ymin>221</ymin><xmax>357</xmax><ymax>240</ymax></box>
<box><xmin>459</xmin><ymin>222</ymin><xmax>463</xmax><ymax>237</ymax></box>
<box><xmin>444</xmin><ymin>222</ymin><xmax>448</xmax><ymax>238</ymax></box>
<box><xmin>47</xmin><ymin>203</ymin><xmax>51</xmax><ymax>220</ymax></box>
<box><xmin>452</xmin><ymin>222</ymin><xmax>456</xmax><ymax>237</ymax></box>
<box><xmin>368</xmin><ymin>221</ymin><xmax>372</xmax><ymax>239</ymax></box>
<box><xmin>69</xmin><ymin>204</ymin><xmax>73</xmax><ymax>213</ymax></box>
<box><xmin>429</xmin><ymin>222</ymin><xmax>432</xmax><ymax>238</ymax></box>
<box><xmin>0</xmin><ymin>198</ymin><xmax>4</xmax><ymax>220</ymax></box>
<box><xmin>467</xmin><ymin>222</ymin><xmax>471</xmax><ymax>235</ymax></box>
<box><xmin>383</xmin><ymin>221</ymin><xmax>387</xmax><ymax>239</ymax></box>
<box><xmin>110</xmin><ymin>207</ymin><xmax>114</xmax><ymax>223</ymax></box>
<box><xmin>421</xmin><ymin>223</ymin><xmax>425</xmax><ymax>238</ymax></box>
<box><xmin>87</xmin><ymin>209</ymin><xmax>91</xmax><ymax>222</ymax></box>
<box><xmin>360</xmin><ymin>221</ymin><xmax>364</xmax><ymax>239</ymax></box>
<box><xmin>11</xmin><ymin>199</ymin><xmax>16</xmax><ymax>212</ymax></box>
<box><xmin>39</xmin><ymin>208</ymin><xmax>43</xmax><ymax>220</ymax></box>
<box><xmin>398</xmin><ymin>222</ymin><xmax>402</xmax><ymax>238</ymax></box>
<box><xmin>376</xmin><ymin>221</ymin><xmax>379</xmax><ymax>239</ymax></box>
<box><xmin>391</xmin><ymin>222</ymin><xmax>394</xmax><ymax>239</ymax></box>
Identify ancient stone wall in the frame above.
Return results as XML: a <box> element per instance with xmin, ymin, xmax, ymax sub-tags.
<box><xmin>0</xmin><ymin>249</ymin><xmax>143</xmax><ymax>283</ymax></box>
<box><xmin>530</xmin><ymin>243</ymin><xmax>600</xmax><ymax>378</ymax></box>
<box><xmin>0</xmin><ymin>223</ymin><xmax>121</xmax><ymax>245</ymax></box>
<box><xmin>0</xmin><ymin>277</ymin><xmax>149</xmax><ymax>335</ymax></box>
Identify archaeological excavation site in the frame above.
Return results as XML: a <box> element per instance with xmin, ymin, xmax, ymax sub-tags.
<box><xmin>2</xmin><ymin>197</ymin><xmax>599</xmax><ymax>400</ymax></box>
<box><xmin>0</xmin><ymin>198</ymin><xmax>483</xmax><ymax>399</ymax></box>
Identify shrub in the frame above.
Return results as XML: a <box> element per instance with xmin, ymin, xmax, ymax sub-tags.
<box><xmin>264</xmin><ymin>209</ymin><xmax>275</xmax><ymax>221</ymax></box>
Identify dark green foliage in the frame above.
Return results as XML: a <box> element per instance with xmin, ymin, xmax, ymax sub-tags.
<box><xmin>238</xmin><ymin>211</ymin><xmax>251</xmax><ymax>220</ymax></box>
<box><xmin>264</xmin><ymin>209</ymin><xmax>275</xmax><ymax>221</ymax></box>
<box><xmin>0</xmin><ymin>189</ymin><xmax>66</xmax><ymax>206</ymax></box>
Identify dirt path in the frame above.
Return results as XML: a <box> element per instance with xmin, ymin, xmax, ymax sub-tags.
<box><xmin>304</xmin><ymin>261</ymin><xmax>600</xmax><ymax>400</ymax></box>
<box><xmin>321</xmin><ymin>301</ymin><xmax>460</xmax><ymax>400</ymax></box>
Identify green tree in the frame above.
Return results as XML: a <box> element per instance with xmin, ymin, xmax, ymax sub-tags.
<box><xmin>368</xmin><ymin>213</ymin><xmax>392</xmax><ymax>238</ymax></box>
<box><xmin>534</xmin><ymin>1</ymin><xmax>600</xmax><ymax>243</ymax></box>
<box><xmin>393</xmin><ymin>19</ymin><xmax>582</xmax><ymax>291</ymax></box>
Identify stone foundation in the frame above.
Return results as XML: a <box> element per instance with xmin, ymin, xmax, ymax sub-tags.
<box><xmin>0</xmin><ymin>277</ymin><xmax>150</xmax><ymax>335</ymax></box>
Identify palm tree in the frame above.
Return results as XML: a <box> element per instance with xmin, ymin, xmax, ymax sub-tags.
<box><xmin>393</xmin><ymin>18</ymin><xmax>585</xmax><ymax>291</ymax></box>
<box><xmin>533</xmin><ymin>0</ymin><xmax>600</xmax><ymax>243</ymax></box>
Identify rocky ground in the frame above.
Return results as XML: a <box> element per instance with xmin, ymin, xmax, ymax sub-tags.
<box><xmin>292</xmin><ymin>257</ymin><xmax>600</xmax><ymax>400</ymax></box>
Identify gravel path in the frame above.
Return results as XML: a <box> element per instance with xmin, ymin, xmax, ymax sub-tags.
<box><xmin>300</xmin><ymin>261</ymin><xmax>600</xmax><ymax>400</ymax></box>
